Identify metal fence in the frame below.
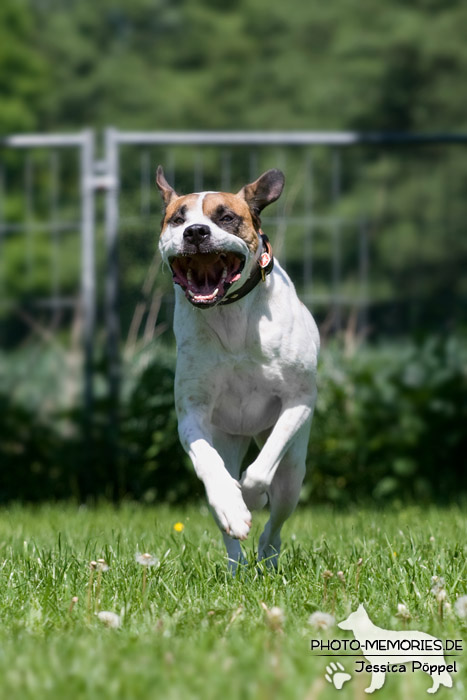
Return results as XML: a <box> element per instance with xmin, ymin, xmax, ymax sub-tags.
<box><xmin>1</xmin><ymin>129</ymin><xmax>466</xmax><ymax>418</ymax></box>
<box><xmin>0</xmin><ymin>131</ymin><xmax>95</xmax><ymax>417</ymax></box>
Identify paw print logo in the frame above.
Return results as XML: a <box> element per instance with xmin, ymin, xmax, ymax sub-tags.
<box><xmin>325</xmin><ymin>661</ymin><xmax>352</xmax><ymax>690</ymax></box>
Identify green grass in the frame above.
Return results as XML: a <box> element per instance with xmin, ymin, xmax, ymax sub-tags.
<box><xmin>0</xmin><ymin>503</ymin><xmax>466</xmax><ymax>699</ymax></box>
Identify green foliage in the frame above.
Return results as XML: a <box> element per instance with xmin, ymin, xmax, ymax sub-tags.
<box><xmin>28</xmin><ymin>0</ymin><xmax>467</xmax><ymax>132</ymax></box>
<box><xmin>310</xmin><ymin>336</ymin><xmax>467</xmax><ymax>504</ymax></box>
<box><xmin>0</xmin><ymin>1</ymin><xmax>47</xmax><ymax>133</ymax></box>
<box><xmin>1</xmin><ymin>337</ymin><xmax>466</xmax><ymax>505</ymax></box>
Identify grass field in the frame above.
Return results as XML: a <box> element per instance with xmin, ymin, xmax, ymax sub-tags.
<box><xmin>0</xmin><ymin>502</ymin><xmax>465</xmax><ymax>699</ymax></box>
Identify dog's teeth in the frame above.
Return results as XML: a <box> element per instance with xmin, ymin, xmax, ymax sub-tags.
<box><xmin>221</xmin><ymin>267</ymin><xmax>228</xmax><ymax>281</ymax></box>
<box><xmin>187</xmin><ymin>269</ymin><xmax>193</xmax><ymax>283</ymax></box>
<box><xmin>188</xmin><ymin>288</ymin><xmax>219</xmax><ymax>302</ymax></box>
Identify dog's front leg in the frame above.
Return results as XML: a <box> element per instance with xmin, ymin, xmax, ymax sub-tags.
<box><xmin>178</xmin><ymin>412</ymin><xmax>252</xmax><ymax>541</ymax></box>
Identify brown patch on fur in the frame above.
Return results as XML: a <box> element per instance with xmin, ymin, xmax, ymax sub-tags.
<box><xmin>202</xmin><ymin>193</ymin><xmax>259</xmax><ymax>253</ymax></box>
<box><xmin>160</xmin><ymin>194</ymin><xmax>200</xmax><ymax>235</ymax></box>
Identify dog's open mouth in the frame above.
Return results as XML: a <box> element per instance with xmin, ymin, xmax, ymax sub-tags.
<box><xmin>170</xmin><ymin>252</ymin><xmax>245</xmax><ymax>307</ymax></box>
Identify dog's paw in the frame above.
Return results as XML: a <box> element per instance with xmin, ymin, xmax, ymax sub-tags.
<box><xmin>208</xmin><ymin>481</ymin><xmax>252</xmax><ymax>540</ymax></box>
<box><xmin>240</xmin><ymin>472</ymin><xmax>268</xmax><ymax>510</ymax></box>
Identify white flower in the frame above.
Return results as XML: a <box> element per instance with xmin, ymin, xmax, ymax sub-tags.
<box><xmin>308</xmin><ymin>611</ymin><xmax>335</xmax><ymax>630</ymax></box>
<box><xmin>454</xmin><ymin>595</ymin><xmax>467</xmax><ymax>618</ymax></box>
<box><xmin>96</xmin><ymin>558</ymin><xmax>109</xmax><ymax>572</ymax></box>
<box><xmin>135</xmin><ymin>552</ymin><xmax>158</xmax><ymax>567</ymax></box>
<box><xmin>266</xmin><ymin>606</ymin><xmax>285</xmax><ymax>629</ymax></box>
<box><xmin>396</xmin><ymin>603</ymin><xmax>410</xmax><ymax>620</ymax></box>
<box><xmin>436</xmin><ymin>588</ymin><xmax>447</xmax><ymax>603</ymax></box>
<box><xmin>431</xmin><ymin>576</ymin><xmax>447</xmax><ymax>603</ymax></box>
<box><xmin>97</xmin><ymin>611</ymin><xmax>121</xmax><ymax>629</ymax></box>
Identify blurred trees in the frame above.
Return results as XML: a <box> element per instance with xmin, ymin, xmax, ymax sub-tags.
<box><xmin>0</xmin><ymin>1</ymin><xmax>46</xmax><ymax>133</ymax></box>
<box><xmin>11</xmin><ymin>0</ymin><xmax>466</xmax><ymax>132</ymax></box>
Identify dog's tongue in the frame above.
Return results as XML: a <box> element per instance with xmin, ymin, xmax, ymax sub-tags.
<box><xmin>188</xmin><ymin>255</ymin><xmax>223</xmax><ymax>295</ymax></box>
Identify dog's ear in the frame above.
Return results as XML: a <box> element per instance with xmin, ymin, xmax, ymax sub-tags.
<box><xmin>156</xmin><ymin>165</ymin><xmax>178</xmax><ymax>207</ymax></box>
<box><xmin>237</xmin><ymin>169</ymin><xmax>285</xmax><ymax>216</ymax></box>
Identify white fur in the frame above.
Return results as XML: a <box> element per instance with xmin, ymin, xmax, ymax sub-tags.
<box><xmin>159</xmin><ymin>194</ymin><xmax>319</xmax><ymax>571</ymax></box>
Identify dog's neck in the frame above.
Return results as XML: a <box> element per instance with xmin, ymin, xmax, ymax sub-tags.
<box><xmin>218</xmin><ymin>232</ymin><xmax>274</xmax><ymax>306</ymax></box>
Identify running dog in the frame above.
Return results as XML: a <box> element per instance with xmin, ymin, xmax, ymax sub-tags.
<box><xmin>156</xmin><ymin>166</ymin><xmax>319</xmax><ymax>570</ymax></box>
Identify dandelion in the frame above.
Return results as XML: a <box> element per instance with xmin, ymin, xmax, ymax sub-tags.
<box><xmin>135</xmin><ymin>552</ymin><xmax>158</xmax><ymax>567</ymax></box>
<box><xmin>431</xmin><ymin>576</ymin><xmax>446</xmax><ymax>601</ymax></box>
<box><xmin>308</xmin><ymin>611</ymin><xmax>335</xmax><ymax>631</ymax></box>
<box><xmin>454</xmin><ymin>595</ymin><xmax>467</xmax><ymax>618</ymax></box>
<box><xmin>261</xmin><ymin>603</ymin><xmax>285</xmax><ymax>632</ymax></box>
<box><xmin>136</xmin><ymin>552</ymin><xmax>158</xmax><ymax>601</ymax></box>
<box><xmin>68</xmin><ymin>596</ymin><xmax>79</xmax><ymax>614</ymax></box>
<box><xmin>431</xmin><ymin>576</ymin><xmax>447</xmax><ymax>619</ymax></box>
<box><xmin>95</xmin><ymin>559</ymin><xmax>109</xmax><ymax>613</ymax></box>
<box><xmin>87</xmin><ymin>561</ymin><xmax>98</xmax><ymax>620</ymax></box>
<box><xmin>396</xmin><ymin>603</ymin><xmax>411</xmax><ymax>621</ymax></box>
<box><xmin>260</xmin><ymin>603</ymin><xmax>284</xmax><ymax>633</ymax></box>
<box><xmin>97</xmin><ymin>611</ymin><xmax>121</xmax><ymax>629</ymax></box>
<box><xmin>429</xmin><ymin>536</ymin><xmax>435</xmax><ymax>543</ymax></box>
<box><xmin>173</xmin><ymin>522</ymin><xmax>185</xmax><ymax>533</ymax></box>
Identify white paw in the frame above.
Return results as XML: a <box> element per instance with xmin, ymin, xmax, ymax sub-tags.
<box><xmin>208</xmin><ymin>480</ymin><xmax>252</xmax><ymax>540</ymax></box>
<box><xmin>240</xmin><ymin>472</ymin><xmax>268</xmax><ymax>510</ymax></box>
<box><xmin>325</xmin><ymin>662</ymin><xmax>351</xmax><ymax>690</ymax></box>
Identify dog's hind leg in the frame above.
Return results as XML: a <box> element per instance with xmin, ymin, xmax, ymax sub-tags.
<box><xmin>257</xmin><ymin>419</ymin><xmax>310</xmax><ymax>567</ymax></box>
<box><xmin>212</xmin><ymin>429</ymin><xmax>251</xmax><ymax>572</ymax></box>
<box><xmin>241</xmin><ymin>391</ymin><xmax>316</xmax><ymax>512</ymax></box>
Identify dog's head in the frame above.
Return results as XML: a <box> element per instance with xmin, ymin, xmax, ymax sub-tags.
<box><xmin>156</xmin><ymin>167</ymin><xmax>284</xmax><ymax>308</ymax></box>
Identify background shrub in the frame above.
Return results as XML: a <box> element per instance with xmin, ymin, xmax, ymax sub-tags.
<box><xmin>0</xmin><ymin>335</ymin><xmax>466</xmax><ymax>505</ymax></box>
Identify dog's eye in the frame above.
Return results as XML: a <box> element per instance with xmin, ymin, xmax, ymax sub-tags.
<box><xmin>172</xmin><ymin>216</ymin><xmax>185</xmax><ymax>226</ymax></box>
<box><xmin>220</xmin><ymin>214</ymin><xmax>234</xmax><ymax>223</ymax></box>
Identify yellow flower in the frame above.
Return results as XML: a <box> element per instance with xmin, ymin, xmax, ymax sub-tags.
<box><xmin>173</xmin><ymin>522</ymin><xmax>185</xmax><ymax>533</ymax></box>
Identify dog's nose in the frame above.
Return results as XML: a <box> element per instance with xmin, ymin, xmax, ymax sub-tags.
<box><xmin>183</xmin><ymin>224</ymin><xmax>210</xmax><ymax>246</ymax></box>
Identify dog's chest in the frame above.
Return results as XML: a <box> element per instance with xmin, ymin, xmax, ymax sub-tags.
<box><xmin>211</xmin><ymin>362</ymin><xmax>283</xmax><ymax>435</ymax></box>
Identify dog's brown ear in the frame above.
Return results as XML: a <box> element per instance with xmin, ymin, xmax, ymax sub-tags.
<box><xmin>156</xmin><ymin>165</ymin><xmax>178</xmax><ymax>207</ymax></box>
<box><xmin>237</xmin><ymin>169</ymin><xmax>285</xmax><ymax>215</ymax></box>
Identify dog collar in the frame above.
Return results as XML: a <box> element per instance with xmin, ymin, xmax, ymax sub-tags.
<box><xmin>219</xmin><ymin>231</ymin><xmax>274</xmax><ymax>306</ymax></box>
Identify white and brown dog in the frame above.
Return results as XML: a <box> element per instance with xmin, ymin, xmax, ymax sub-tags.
<box><xmin>156</xmin><ymin>166</ymin><xmax>319</xmax><ymax>570</ymax></box>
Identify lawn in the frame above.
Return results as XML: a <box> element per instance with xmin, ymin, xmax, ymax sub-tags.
<box><xmin>0</xmin><ymin>502</ymin><xmax>465</xmax><ymax>699</ymax></box>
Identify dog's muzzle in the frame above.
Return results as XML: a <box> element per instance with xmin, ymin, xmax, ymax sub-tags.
<box><xmin>169</xmin><ymin>250</ymin><xmax>245</xmax><ymax>307</ymax></box>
